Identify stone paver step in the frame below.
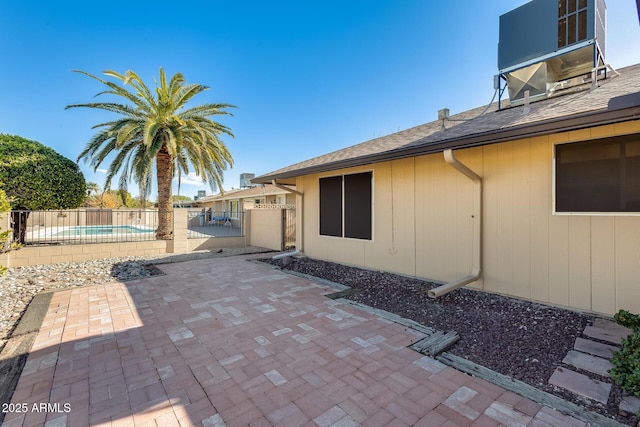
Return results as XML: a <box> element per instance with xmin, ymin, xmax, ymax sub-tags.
<box><xmin>620</xmin><ymin>395</ymin><xmax>640</xmax><ymax>415</ymax></box>
<box><xmin>574</xmin><ymin>337</ymin><xmax>619</xmax><ymax>360</ymax></box>
<box><xmin>548</xmin><ymin>367</ymin><xmax>612</xmax><ymax>404</ymax></box>
<box><xmin>583</xmin><ymin>325</ymin><xmax>629</xmax><ymax>345</ymax></box>
<box><xmin>562</xmin><ymin>350</ymin><xmax>613</xmax><ymax>378</ymax></box>
<box><xmin>593</xmin><ymin>318</ymin><xmax>632</xmax><ymax>336</ymax></box>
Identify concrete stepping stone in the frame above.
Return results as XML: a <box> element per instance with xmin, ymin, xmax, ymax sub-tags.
<box><xmin>620</xmin><ymin>395</ymin><xmax>640</xmax><ymax>415</ymax></box>
<box><xmin>548</xmin><ymin>367</ymin><xmax>611</xmax><ymax>404</ymax></box>
<box><xmin>562</xmin><ymin>350</ymin><xmax>613</xmax><ymax>377</ymax></box>
<box><xmin>574</xmin><ymin>337</ymin><xmax>619</xmax><ymax>360</ymax></box>
<box><xmin>593</xmin><ymin>318</ymin><xmax>632</xmax><ymax>335</ymax></box>
<box><xmin>583</xmin><ymin>325</ymin><xmax>629</xmax><ymax>345</ymax></box>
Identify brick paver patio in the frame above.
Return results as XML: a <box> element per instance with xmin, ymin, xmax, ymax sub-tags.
<box><xmin>3</xmin><ymin>255</ymin><xmax>591</xmax><ymax>426</ymax></box>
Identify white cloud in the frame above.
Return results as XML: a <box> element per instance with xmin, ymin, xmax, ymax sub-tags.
<box><xmin>96</xmin><ymin>168</ymin><xmax>108</xmax><ymax>174</ymax></box>
<box><xmin>176</xmin><ymin>172</ymin><xmax>206</xmax><ymax>186</ymax></box>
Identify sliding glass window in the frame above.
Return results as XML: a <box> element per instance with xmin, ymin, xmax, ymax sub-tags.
<box><xmin>555</xmin><ymin>134</ymin><xmax>640</xmax><ymax>213</ymax></box>
<box><xmin>319</xmin><ymin>172</ymin><xmax>372</xmax><ymax>239</ymax></box>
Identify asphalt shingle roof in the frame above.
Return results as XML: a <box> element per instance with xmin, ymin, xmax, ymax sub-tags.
<box><xmin>254</xmin><ymin>63</ymin><xmax>640</xmax><ymax>183</ymax></box>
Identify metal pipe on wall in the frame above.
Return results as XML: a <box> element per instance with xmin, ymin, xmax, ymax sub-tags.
<box><xmin>428</xmin><ymin>149</ymin><xmax>482</xmax><ymax>298</ymax></box>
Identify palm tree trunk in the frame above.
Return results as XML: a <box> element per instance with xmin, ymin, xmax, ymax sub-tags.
<box><xmin>156</xmin><ymin>148</ymin><xmax>174</xmax><ymax>240</ymax></box>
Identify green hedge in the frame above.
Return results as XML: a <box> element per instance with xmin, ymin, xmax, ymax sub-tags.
<box><xmin>0</xmin><ymin>133</ymin><xmax>85</xmax><ymax>210</ymax></box>
<box><xmin>610</xmin><ymin>310</ymin><xmax>640</xmax><ymax>404</ymax></box>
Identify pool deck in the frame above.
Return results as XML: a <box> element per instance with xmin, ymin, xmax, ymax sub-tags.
<box><xmin>2</xmin><ymin>255</ymin><xmax>592</xmax><ymax>426</ymax></box>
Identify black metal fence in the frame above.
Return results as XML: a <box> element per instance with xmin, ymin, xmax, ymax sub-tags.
<box><xmin>7</xmin><ymin>208</ymin><xmax>250</xmax><ymax>245</ymax></box>
<box><xmin>186</xmin><ymin>209</ymin><xmax>244</xmax><ymax>239</ymax></box>
<box><xmin>10</xmin><ymin>209</ymin><xmax>163</xmax><ymax>245</ymax></box>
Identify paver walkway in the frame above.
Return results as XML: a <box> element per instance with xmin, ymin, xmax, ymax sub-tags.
<box><xmin>4</xmin><ymin>255</ymin><xmax>592</xmax><ymax>426</ymax></box>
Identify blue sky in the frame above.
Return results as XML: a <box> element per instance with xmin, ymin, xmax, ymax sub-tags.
<box><xmin>1</xmin><ymin>1</ymin><xmax>639</xmax><ymax>200</ymax></box>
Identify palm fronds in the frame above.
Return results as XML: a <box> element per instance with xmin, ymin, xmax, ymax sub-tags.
<box><xmin>68</xmin><ymin>67</ymin><xmax>235</xmax><ymax>238</ymax></box>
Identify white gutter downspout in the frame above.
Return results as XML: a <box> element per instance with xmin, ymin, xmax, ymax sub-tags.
<box><xmin>428</xmin><ymin>149</ymin><xmax>482</xmax><ymax>298</ymax></box>
<box><xmin>271</xmin><ymin>180</ymin><xmax>304</xmax><ymax>253</ymax></box>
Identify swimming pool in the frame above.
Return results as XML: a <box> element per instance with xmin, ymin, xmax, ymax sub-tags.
<box><xmin>51</xmin><ymin>225</ymin><xmax>155</xmax><ymax>237</ymax></box>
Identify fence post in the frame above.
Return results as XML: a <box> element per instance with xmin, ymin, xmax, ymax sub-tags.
<box><xmin>244</xmin><ymin>210</ymin><xmax>251</xmax><ymax>246</ymax></box>
<box><xmin>0</xmin><ymin>210</ymin><xmax>11</xmax><ymax>268</ymax></box>
<box><xmin>167</xmin><ymin>208</ymin><xmax>189</xmax><ymax>254</ymax></box>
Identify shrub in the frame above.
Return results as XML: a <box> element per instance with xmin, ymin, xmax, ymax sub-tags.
<box><xmin>615</xmin><ymin>310</ymin><xmax>640</xmax><ymax>331</ymax></box>
<box><xmin>0</xmin><ymin>133</ymin><xmax>86</xmax><ymax>243</ymax></box>
<box><xmin>610</xmin><ymin>310</ymin><xmax>640</xmax><ymax>401</ymax></box>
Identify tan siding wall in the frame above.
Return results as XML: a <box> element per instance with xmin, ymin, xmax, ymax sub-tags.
<box><xmin>615</xmin><ymin>217</ymin><xmax>640</xmax><ymax>312</ymax></box>
<box><xmin>529</xmin><ymin>137</ymin><xmax>551</xmax><ymax>303</ymax></box>
<box><xmin>414</xmin><ymin>151</ymin><xmax>476</xmax><ymax>283</ymax></box>
<box><xmin>496</xmin><ymin>142</ymin><xmax>516</xmax><ymax>296</ymax></box>
<box><xmin>247</xmin><ymin>209</ymin><xmax>283</xmax><ymax>251</ymax></box>
<box><xmin>568</xmin><ymin>217</ymin><xmax>591</xmax><ymax>310</ymax></box>
<box><xmin>513</xmin><ymin>139</ymin><xmax>531</xmax><ymax>299</ymax></box>
<box><xmin>366</xmin><ymin>159</ymin><xmax>417</xmax><ymax>276</ymax></box>
<box><xmin>591</xmin><ymin>217</ymin><xmax>616</xmax><ymax>314</ymax></box>
<box><xmin>298</xmin><ymin>121</ymin><xmax>640</xmax><ymax>315</ymax></box>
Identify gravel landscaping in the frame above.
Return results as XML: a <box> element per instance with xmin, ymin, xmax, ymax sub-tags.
<box><xmin>264</xmin><ymin>255</ymin><xmax>638</xmax><ymax>426</ymax></box>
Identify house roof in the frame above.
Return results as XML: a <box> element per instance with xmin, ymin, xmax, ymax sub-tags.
<box><xmin>197</xmin><ymin>184</ymin><xmax>295</xmax><ymax>203</ymax></box>
<box><xmin>196</xmin><ymin>188</ymin><xmax>243</xmax><ymax>204</ymax></box>
<box><xmin>253</xmin><ymin>63</ymin><xmax>640</xmax><ymax>184</ymax></box>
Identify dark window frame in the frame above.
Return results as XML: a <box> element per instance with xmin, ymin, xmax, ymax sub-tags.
<box><xmin>319</xmin><ymin>172</ymin><xmax>373</xmax><ymax>240</ymax></box>
<box><xmin>554</xmin><ymin>134</ymin><xmax>640</xmax><ymax>214</ymax></box>
<box><xmin>558</xmin><ymin>0</ymin><xmax>589</xmax><ymax>49</ymax></box>
<box><xmin>319</xmin><ymin>176</ymin><xmax>343</xmax><ymax>237</ymax></box>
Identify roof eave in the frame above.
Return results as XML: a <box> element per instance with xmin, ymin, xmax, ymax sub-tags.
<box><xmin>252</xmin><ymin>105</ymin><xmax>640</xmax><ymax>183</ymax></box>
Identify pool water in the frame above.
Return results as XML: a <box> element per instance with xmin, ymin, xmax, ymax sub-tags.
<box><xmin>52</xmin><ymin>225</ymin><xmax>154</xmax><ymax>237</ymax></box>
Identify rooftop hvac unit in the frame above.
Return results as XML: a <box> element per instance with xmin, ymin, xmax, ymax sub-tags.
<box><xmin>240</xmin><ymin>173</ymin><xmax>255</xmax><ymax>188</ymax></box>
<box><xmin>497</xmin><ymin>0</ymin><xmax>606</xmax><ymax>106</ymax></box>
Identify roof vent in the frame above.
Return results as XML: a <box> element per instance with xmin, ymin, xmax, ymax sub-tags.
<box><xmin>438</xmin><ymin>108</ymin><xmax>450</xmax><ymax>130</ymax></box>
<box><xmin>497</xmin><ymin>0</ymin><xmax>607</xmax><ymax>108</ymax></box>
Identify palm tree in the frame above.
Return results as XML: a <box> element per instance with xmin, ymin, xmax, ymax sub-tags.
<box><xmin>67</xmin><ymin>68</ymin><xmax>235</xmax><ymax>239</ymax></box>
<box><xmin>84</xmin><ymin>182</ymin><xmax>100</xmax><ymax>206</ymax></box>
<box><xmin>86</xmin><ymin>181</ymin><xmax>100</xmax><ymax>196</ymax></box>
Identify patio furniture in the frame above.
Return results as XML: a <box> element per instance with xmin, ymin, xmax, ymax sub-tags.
<box><xmin>209</xmin><ymin>216</ymin><xmax>231</xmax><ymax>226</ymax></box>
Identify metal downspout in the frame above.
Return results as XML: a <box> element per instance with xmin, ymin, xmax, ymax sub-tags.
<box><xmin>428</xmin><ymin>149</ymin><xmax>482</xmax><ymax>298</ymax></box>
<box><xmin>271</xmin><ymin>180</ymin><xmax>304</xmax><ymax>253</ymax></box>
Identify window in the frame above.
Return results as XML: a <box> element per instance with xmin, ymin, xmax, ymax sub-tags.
<box><xmin>319</xmin><ymin>172</ymin><xmax>372</xmax><ymax>239</ymax></box>
<box><xmin>558</xmin><ymin>0</ymin><xmax>588</xmax><ymax>49</ymax></box>
<box><xmin>555</xmin><ymin>134</ymin><xmax>640</xmax><ymax>213</ymax></box>
<box><xmin>230</xmin><ymin>200</ymin><xmax>239</xmax><ymax>218</ymax></box>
